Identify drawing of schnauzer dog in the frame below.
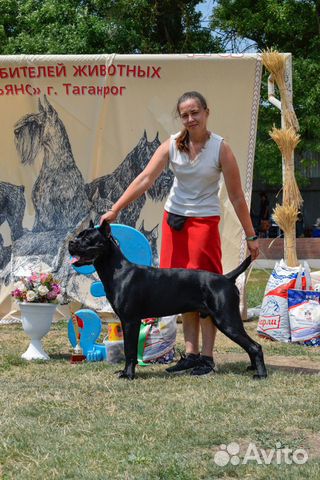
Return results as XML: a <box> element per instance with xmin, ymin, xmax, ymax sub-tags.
<box><xmin>14</xmin><ymin>96</ymin><xmax>91</xmax><ymax>232</ymax></box>
<box><xmin>0</xmin><ymin>181</ymin><xmax>26</xmax><ymax>241</ymax></box>
<box><xmin>0</xmin><ymin>234</ymin><xmax>12</xmax><ymax>270</ymax></box>
<box><xmin>10</xmin><ymin>97</ymin><xmax>172</xmax><ymax>304</ymax></box>
<box><xmin>86</xmin><ymin>131</ymin><xmax>174</xmax><ymax>227</ymax></box>
<box><xmin>139</xmin><ymin>220</ymin><xmax>159</xmax><ymax>266</ymax></box>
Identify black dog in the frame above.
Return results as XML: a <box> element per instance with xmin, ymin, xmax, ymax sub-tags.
<box><xmin>69</xmin><ymin>222</ymin><xmax>267</xmax><ymax>380</ymax></box>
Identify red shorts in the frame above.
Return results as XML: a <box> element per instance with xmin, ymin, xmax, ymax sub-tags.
<box><xmin>160</xmin><ymin>211</ymin><xmax>222</xmax><ymax>274</ymax></box>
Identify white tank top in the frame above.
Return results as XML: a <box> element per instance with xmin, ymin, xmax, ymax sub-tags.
<box><xmin>164</xmin><ymin>131</ymin><xmax>223</xmax><ymax>217</ymax></box>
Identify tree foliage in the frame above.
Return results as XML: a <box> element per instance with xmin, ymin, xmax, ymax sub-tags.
<box><xmin>0</xmin><ymin>0</ymin><xmax>220</xmax><ymax>54</ymax></box>
<box><xmin>212</xmin><ymin>0</ymin><xmax>320</xmax><ymax>187</ymax></box>
<box><xmin>1</xmin><ymin>0</ymin><xmax>318</xmax><ymax>187</ymax></box>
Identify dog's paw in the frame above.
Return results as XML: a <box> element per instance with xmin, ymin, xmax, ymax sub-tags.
<box><xmin>253</xmin><ymin>374</ymin><xmax>268</xmax><ymax>380</ymax></box>
<box><xmin>117</xmin><ymin>370</ymin><xmax>135</xmax><ymax>380</ymax></box>
<box><xmin>246</xmin><ymin>365</ymin><xmax>256</xmax><ymax>371</ymax></box>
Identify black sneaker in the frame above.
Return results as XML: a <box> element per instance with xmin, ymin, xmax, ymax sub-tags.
<box><xmin>190</xmin><ymin>355</ymin><xmax>215</xmax><ymax>376</ymax></box>
<box><xmin>165</xmin><ymin>353</ymin><xmax>200</xmax><ymax>375</ymax></box>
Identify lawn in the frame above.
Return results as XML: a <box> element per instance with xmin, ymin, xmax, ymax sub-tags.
<box><xmin>0</xmin><ymin>270</ymin><xmax>320</xmax><ymax>479</ymax></box>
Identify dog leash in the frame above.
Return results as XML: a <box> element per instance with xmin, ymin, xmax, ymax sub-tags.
<box><xmin>245</xmin><ymin>233</ymin><xmax>285</xmax><ymax>286</ymax></box>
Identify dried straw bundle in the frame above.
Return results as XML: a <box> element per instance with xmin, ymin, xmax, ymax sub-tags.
<box><xmin>269</xmin><ymin>126</ymin><xmax>303</xmax><ymax>209</ymax></box>
<box><xmin>269</xmin><ymin>125</ymin><xmax>300</xmax><ymax>155</ymax></box>
<box><xmin>272</xmin><ymin>204</ymin><xmax>299</xmax><ymax>231</ymax></box>
<box><xmin>262</xmin><ymin>49</ymin><xmax>299</xmax><ymax>132</ymax></box>
<box><xmin>272</xmin><ymin>204</ymin><xmax>299</xmax><ymax>266</ymax></box>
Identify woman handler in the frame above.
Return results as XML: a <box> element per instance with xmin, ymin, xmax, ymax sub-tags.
<box><xmin>100</xmin><ymin>91</ymin><xmax>259</xmax><ymax>376</ymax></box>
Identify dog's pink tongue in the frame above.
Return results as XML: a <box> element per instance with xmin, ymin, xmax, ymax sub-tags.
<box><xmin>70</xmin><ymin>256</ymin><xmax>80</xmax><ymax>264</ymax></box>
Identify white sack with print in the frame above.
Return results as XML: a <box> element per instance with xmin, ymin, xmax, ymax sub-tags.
<box><xmin>257</xmin><ymin>260</ymin><xmax>302</xmax><ymax>342</ymax></box>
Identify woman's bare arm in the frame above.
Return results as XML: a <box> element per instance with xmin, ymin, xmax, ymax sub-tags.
<box><xmin>100</xmin><ymin>139</ymin><xmax>170</xmax><ymax>224</ymax></box>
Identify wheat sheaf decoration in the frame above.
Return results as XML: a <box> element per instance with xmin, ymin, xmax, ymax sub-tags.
<box><xmin>272</xmin><ymin>204</ymin><xmax>300</xmax><ymax>266</ymax></box>
<box><xmin>262</xmin><ymin>49</ymin><xmax>302</xmax><ymax>267</ymax></box>
<box><xmin>262</xmin><ymin>49</ymin><xmax>299</xmax><ymax>132</ymax></box>
<box><xmin>272</xmin><ymin>204</ymin><xmax>299</xmax><ymax>232</ymax></box>
<box><xmin>269</xmin><ymin>126</ymin><xmax>303</xmax><ymax>209</ymax></box>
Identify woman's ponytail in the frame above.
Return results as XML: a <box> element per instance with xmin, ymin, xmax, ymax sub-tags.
<box><xmin>175</xmin><ymin>128</ymin><xmax>190</xmax><ymax>152</ymax></box>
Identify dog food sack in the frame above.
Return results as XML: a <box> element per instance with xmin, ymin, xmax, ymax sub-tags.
<box><xmin>257</xmin><ymin>260</ymin><xmax>303</xmax><ymax>342</ymax></box>
<box><xmin>288</xmin><ymin>290</ymin><xmax>320</xmax><ymax>343</ymax></box>
<box><xmin>138</xmin><ymin>315</ymin><xmax>177</xmax><ymax>364</ymax></box>
<box><xmin>311</xmin><ymin>270</ymin><xmax>320</xmax><ymax>291</ymax></box>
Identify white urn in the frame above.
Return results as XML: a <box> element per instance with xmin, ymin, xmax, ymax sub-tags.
<box><xmin>19</xmin><ymin>302</ymin><xmax>57</xmax><ymax>360</ymax></box>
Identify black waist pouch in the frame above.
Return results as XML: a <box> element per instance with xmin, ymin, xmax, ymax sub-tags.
<box><xmin>167</xmin><ymin>212</ymin><xmax>188</xmax><ymax>231</ymax></box>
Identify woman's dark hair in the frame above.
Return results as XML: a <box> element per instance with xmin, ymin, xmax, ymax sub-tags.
<box><xmin>175</xmin><ymin>91</ymin><xmax>208</xmax><ymax>152</ymax></box>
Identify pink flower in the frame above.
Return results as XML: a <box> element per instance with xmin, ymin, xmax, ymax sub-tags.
<box><xmin>46</xmin><ymin>291</ymin><xmax>57</xmax><ymax>300</ymax></box>
<box><xmin>30</xmin><ymin>273</ymin><xmax>38</xmax><ymax>282</ymax></box>
<box><xmin>52</xmin><ymin>284</ymin><xmax>61</xmax><ymax>294</ymax></box>
<box><xmin>12</xmin><ymin>289</ymin><xmax>22</xmax><ymax>298</ymax></box>
<box><xmin>40</xmin><ymin>273</ymin><xmax>49</xmax><ymax>283</ymax></box>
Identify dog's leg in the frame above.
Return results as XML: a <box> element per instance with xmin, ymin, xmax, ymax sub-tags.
<box><xmin>117</xmin><ymin>319</ymin><xmax>141</xmax><ymax>380</ymax></box>
<box><xmin>209</xmin><ymin>308</ymin><xmax>267</xmax><ymax>379</ymax></box>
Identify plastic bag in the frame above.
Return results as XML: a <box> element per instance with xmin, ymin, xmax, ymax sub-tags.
<box><xmin>288</xmin><ymin>265</ymin><xmax>320</xmax><ymax>343</ymax></box>
<box><xmin>257</xmin><ymin>260</ymin><xmax>308</xmax><ymax>342</ymax></box>
<box><xmin>138</xmin><ymin>315</ymin><xmax>177</xmax><ymax>364</ymax></box>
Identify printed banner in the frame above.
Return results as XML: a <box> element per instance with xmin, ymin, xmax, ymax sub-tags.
<box><xmin>0</xmin><ymin>54</ymin><xmax>262</xmax><ymax>319</ymax></box>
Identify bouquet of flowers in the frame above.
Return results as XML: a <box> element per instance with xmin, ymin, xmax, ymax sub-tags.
<box><xmin>11</xmin><ymin>273</ymin><xmax>63</xmax><ymax>304</ymax></box>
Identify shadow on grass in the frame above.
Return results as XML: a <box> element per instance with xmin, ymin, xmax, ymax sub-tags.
<box><xmin>123</xmin><ymin>368</ymin><xmax>168</xmax><ymax>380</ymax></box>
<box><xmin>219</xmin><ymin>361</ymin><xmax>320</xmax><ymax>377</ymax></box>
<box><xmin>266</xmin><ymin>363</ymin><xmax>320</xmax><ymax>376</ymax></box>
<box><xmin>136</xmin><ymin>362</ymin><xmax>255</xmax><ymax>380</ymax></box>
<box><xmin>49</xmin><ymin>353</ymin><xmax>72</xmax><ymax>361</ymax></box>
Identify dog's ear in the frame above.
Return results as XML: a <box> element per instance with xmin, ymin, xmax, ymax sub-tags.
<box><xmin>89</xmin><ymin>220</ymin><xmax>94</xmax><ymax>228</ymax></box>
<box><xmin>38</xmin><ymin>97</ymin><xmax>45</xmax><ymax>114</ymax></box>
<box><xmin>42</xmin><ymin>95</ymin><xmax>56</xmax><ymax>117</ymax></box>
<box><xmin>99</xmin><ymin>220</ymin><xmax>111</xmax><ymax>237</ymax></box>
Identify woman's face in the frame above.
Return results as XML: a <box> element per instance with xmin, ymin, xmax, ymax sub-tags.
<box><xmin>178</xmin><ymin>98</ymin><xmax>209</xmax><ymax>132</ymax></box>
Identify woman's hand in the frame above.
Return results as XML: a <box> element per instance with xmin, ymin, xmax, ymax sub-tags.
<box><xmin>246</xmin><ymin>238</ymin><xmax>259</xmax><ymax>260</ymax></box>
<box><xmin>99</xmin><ymin>209</ymin><xmax>118</xmax><ymax>225</ymax></box>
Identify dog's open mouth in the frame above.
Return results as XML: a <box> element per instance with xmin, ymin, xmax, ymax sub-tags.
<box><xmin>70</xmin><ymin>256</ymin><xmax>80</xmax><ymax>264</ymax></box>
<box><xmin>68</xmin><ymin>235</ymin><xmax>106</xmax><ymax>267</ymax></box>
<box><xmin>69</xmin><ymin>255</ymin><xmax>94</xmax><ymax>267</ymax></box>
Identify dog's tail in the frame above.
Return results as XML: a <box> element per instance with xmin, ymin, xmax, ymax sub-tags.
<box><xmin>225</xmin><ymin>255</ymin><xmax>252</xmax><ymax>282</ymax></box>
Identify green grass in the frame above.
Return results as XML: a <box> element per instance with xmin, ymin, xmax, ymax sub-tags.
<box><xmin>246</xmin><ymin>268</ymin><xmax>271</xmax><ymax>309</ymax></box>
<box><xmin>1</xmin><ymin>270</ymin><xmax>320</xmax><ymax>479</ymax></box>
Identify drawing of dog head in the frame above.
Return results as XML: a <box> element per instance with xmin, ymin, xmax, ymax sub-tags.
<box><xmin>14</xmin><ymin>95</ymin><xmax>71</xmax><ymax>164</ymax></box>
<box><xmin>139</xmin><ymin>220</ymin><xmax>159</xmax><ymax>266</ymax></box>
<box><xmin>134</xmin><ymin>131</ymin><xmax>174</xmax><ymax>201</ymax></box>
